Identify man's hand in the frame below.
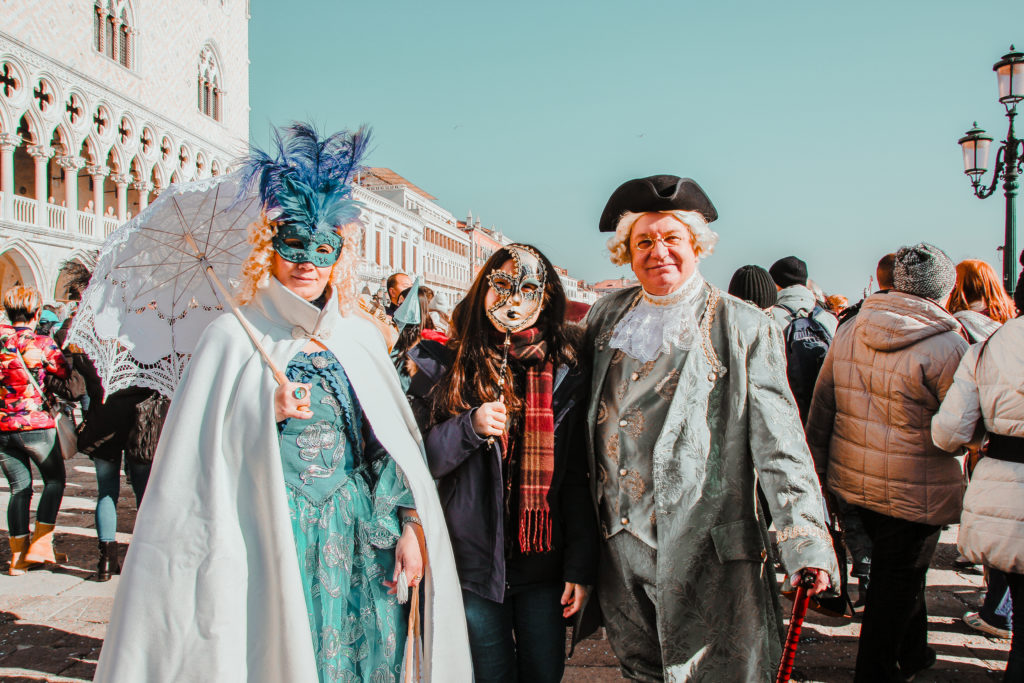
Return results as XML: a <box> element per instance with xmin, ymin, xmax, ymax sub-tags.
<box><xmin>792</xmin><ymin>568</ymin><xmax>831</xmax><ymax>597</ymax></box>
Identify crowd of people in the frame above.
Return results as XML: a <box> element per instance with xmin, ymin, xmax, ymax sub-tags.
<box><xmin>1</xmin><ymin>123</ymin><xmax>1022</xmax><ymax>683</ymax></box>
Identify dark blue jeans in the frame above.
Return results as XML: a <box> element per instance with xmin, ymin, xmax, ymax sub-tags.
<box><xmin>461</xmin><ymin>583</ymin><xmax>566</xmax><ymax>683</ymax></box>
<box><xmin>94</xmin><ymin>455</ymin><xmax>151</xmax><ymax>542</ymax></box>
<box><xmin>0</xmin><ymin>428</ymin><xmax>65</xmax><ymax>536</ymax></box>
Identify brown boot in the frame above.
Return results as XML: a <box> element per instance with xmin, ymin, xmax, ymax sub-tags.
<box><xmin>23</xmin><ymin>523</ymin><xmax>63</xmax><ymax>565</ymax></box>
<box><xmin>96</xmin><ymin>541</ymin><xmax>120</xmax><ymax>582</ymax></box>
<box><xmin>7</xmin><ymin>535</ymin><xmax>35</xmax><ymax>575</ymax></box>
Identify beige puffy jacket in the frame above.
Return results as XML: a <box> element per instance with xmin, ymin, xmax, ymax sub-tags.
<box><xmin>806</xmin><ymin>291</ymin><xmax>969</xmax><ymax>525</ymax></box>
<box><xmin>933</xmin><ymin>317</ymin><xmax>1024</xmax><ymax>573</ymax></box>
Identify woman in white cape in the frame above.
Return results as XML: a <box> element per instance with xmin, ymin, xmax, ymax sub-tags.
<box><xmin>95</xmin><ymin>124</ymin><xmax>472</xmax><ymax>683</ymax></box>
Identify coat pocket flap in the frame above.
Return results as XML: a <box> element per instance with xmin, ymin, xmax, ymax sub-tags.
<box><xmin>710</xmin><ymin>519</ymin><xmax>766</xmax><ymax>563</ymax></box>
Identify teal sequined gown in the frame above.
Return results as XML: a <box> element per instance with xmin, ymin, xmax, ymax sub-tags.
<box><xmin>279</xmin><ymin>349</ymin><xmax>414</xmax><ymax>683</ymax></box>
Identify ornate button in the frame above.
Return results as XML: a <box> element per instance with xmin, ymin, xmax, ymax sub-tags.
<box><xmin>631</xmin><ymin>372</ymin><xmax>640</xmax><ymax>381</ymax></box>
<box><xmin>619</xmin><ymin>419</ymin><xmax>627</xmax><ymax>427</ymax></box>
<box><xmin>620</xmin><ymin>517</ymin><xmax>629</xmax><ymax>525</ymax></box>
<box><xmin>619</xmin><ymin>468</ymin><xmax>628</xmax><ymax>477</ymax></box>
<box><xmin>708</xmin><ymin>372</ymin><xmax>717</xmax><ymax>381</ymax></box>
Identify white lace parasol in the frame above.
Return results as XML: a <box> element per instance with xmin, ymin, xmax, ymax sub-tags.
<box><xmin>67</xmin><ymin>172</ymin><xmax>262</xmax><ymax>398</ymax></box>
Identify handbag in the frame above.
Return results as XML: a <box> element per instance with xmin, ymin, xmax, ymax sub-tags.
<box><xmin>13</xmin><ymin>346</ymin><xmax>78</xmax><ymax>460</ymax></box>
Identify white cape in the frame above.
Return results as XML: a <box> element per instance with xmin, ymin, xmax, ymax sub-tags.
<box><xmin>95</xmin><ymin>279</ymin><xmax>473</xmax><ymax>682</ymax></box>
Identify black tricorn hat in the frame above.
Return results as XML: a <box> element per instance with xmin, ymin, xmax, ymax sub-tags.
<box><xmin>599</xmin><ymin>175</ymin><xmax>718</xmax><ymax>232</ymax></box>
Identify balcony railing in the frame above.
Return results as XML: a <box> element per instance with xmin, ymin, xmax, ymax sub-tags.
<box><xmin>0</xmin><ymin>192</ymin><xmax>120</xmax><ymax>242</ymax></box>
<box><xmin>11</xmin><ymin>194</ymin><xmax>35</xmax><ymax>225</ymax></box>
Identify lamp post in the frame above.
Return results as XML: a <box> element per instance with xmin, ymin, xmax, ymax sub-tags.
<box><xmin>958</xmin><ymin>45</ymin><xmax>1024</xmax><ymax>296</ymax></box>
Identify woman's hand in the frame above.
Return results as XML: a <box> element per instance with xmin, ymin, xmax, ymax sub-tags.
<box><xmin>791</xmin><ymin>568</ymin><xmax>832</xmax><ymax>597</ymax></box>
<box><xmin>275</xmin><ymin>381</ymin><xmax>313</xmax><ymax>422</ymax></box>
<box><xmin>389</xmin><ymin>524</ymin><xmax>424</xmax><ymax>590</ymax></box>
<box><xmin>472</xmin><ymin>401</ymin><xmax>507</xmax><ymax>437</ymax></box>
<box><xmin>561</xmin><ymin>582</ymin><xmax>588</xmax><ymax>618</ymax></box>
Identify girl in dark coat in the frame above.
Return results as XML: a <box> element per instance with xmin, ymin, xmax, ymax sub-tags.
<box><xmin>407</xmin><ymin>245</ymin><xmax>599</xmax><ymax>683</ymax></box>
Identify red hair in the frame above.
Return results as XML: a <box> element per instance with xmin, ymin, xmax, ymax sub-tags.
<box><xmin>948</xmin><ymin>259</ymin><xmax>1015</xmax><ymax>324</ymax></box>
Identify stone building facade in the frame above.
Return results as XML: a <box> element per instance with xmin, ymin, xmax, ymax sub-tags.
<box><xmin>0</xmin><ymin>1</ymin><xmax>249</xmax><ymax>300</ymax></box>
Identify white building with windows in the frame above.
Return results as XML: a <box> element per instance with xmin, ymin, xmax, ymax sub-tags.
<box><xmin>354</xmin><ymin>168</ymin><xmax>471</xmax><ymax>304</ymax></box>
<box><xmin>0</xmin><ymin>1</ymin><xmax>248</xmax><ymax>300</ymax></box>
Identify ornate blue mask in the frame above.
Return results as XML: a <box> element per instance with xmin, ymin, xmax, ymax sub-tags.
<box><xmin>271</xmin><ymin>223</ymin><xmax>344</xmax><ymax>267</ymax></box>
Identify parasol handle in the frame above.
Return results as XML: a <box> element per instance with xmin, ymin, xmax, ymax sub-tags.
<box><xmin>182</xmin><ymin>231</ymin><xmax>288</xmax><ymax>387</ymax></box>
<box><xmin>776</xmin><ymin>570</ymin><xmax>816</xmax><ymax>683</ymax></box>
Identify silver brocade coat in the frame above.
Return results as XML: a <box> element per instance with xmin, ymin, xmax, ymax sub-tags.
<box><xmin>580</xmin><ymin>285</ymin><xmax>840</xmax><ymax>682</ymax></box>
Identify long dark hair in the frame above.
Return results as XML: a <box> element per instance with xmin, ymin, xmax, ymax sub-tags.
<box><xmin>431</xmin><ymin>244</ymin><xmax>577</xmax><ymax>424</ymax></box>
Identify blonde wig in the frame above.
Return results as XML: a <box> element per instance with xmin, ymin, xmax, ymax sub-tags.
<box><xmin>235</xmin><ymin>213</ymin><xmax>361</xmax><ymax>315</ymax></box>
<box><xmin>606</xmin><ymin>210</ymin><xmax>719</xmax><ymax>266</ymax></box>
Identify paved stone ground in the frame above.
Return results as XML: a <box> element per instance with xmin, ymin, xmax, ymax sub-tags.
<box><xmin>0</xmin><ymin>453</ymin><xmax>1012</xmax><ymax>681</ymax></box>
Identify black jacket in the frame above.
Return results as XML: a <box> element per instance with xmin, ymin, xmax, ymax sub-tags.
<box><xmin>73</xmin><ymin>351</ymin><xmax>168</xmax><ymax>464</ymax></box>
<box><xmin>407</xmin><ymin>340</ymin><xmax>599</xmax><ymax>603</ymax></box>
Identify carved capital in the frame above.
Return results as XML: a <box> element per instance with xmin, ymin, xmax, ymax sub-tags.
<box><xmin>0</xmin><ymin>133</ymin><xmax>22</xmax><ymax>151</ymax></box>
<box><xmin>111</xmin><ymin>173</ymin><xmax>133</xmax><ymax>186</ymax></box>
<box><xmin>133</xmin><ymin>180</ymin><xmax>153</xmax><ymax>192</ymax></box>
<box><xmin>56</xmin><ymin>155</ymin><xmax>85</xmax><ymax>172</ymax></box>
<box><xmin>85</xmin><ymin>165</ymin><xmax>109</xmax><ymax>178</ymax></box>
<box><xmin>26</xmin><ymin>145</ymin><xmax>54</xmax><ymax>160</ymax></box>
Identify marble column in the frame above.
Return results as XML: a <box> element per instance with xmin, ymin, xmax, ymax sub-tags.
<box><xmin>134</xmin><ymin>180</ymin><xmax>153</xmax><ymax>211</ymax></box>
<box><xmin>85</xmin><ymin>164</ymin><xmax>108</xmax><ymax>235</ymax></box>
<box><xmin>0</xmin><ymin>133</ymin><xmax>21</xmax><ymax>220</ymax></box>
<box><xmin>111</xmin><ymin>173</ymin><xmax>132</xmax><ymax>222</ymax></box>
<box><xmin>56</xmin><ymin>155</ymin><xmax>84</xmax><ymax>233</ymax></box>
<box><xmin>26</xmin><ymin>145</ymin><xmax>54</xmax><ymax>227</ymax></box>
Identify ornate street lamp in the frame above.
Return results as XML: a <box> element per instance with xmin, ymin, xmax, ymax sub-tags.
<box><xmin>959</xmin><ymin>45</ymin><xmax>1024</xmax><ymax>296</ymax></box>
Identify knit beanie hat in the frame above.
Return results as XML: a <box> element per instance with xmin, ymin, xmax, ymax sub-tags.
<box><xmin>893</xmin><ymin>243</ymin><xmax>956</xmax><ymax>302</ymax></box>
<box><xmin>728</xmin><ymin>265</ymin><xmax>778</xmax><ymax>309</ymax></box>
<box><xmin>769</xmin><ymin>256</ymin><xmax>808</xmax><ymax>288</ymax></box>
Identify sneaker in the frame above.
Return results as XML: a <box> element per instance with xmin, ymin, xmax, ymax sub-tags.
<box><xmin>963</xmin><ymin>611</ymin><xmax>1011</xmax><ymax>639</ymax></box>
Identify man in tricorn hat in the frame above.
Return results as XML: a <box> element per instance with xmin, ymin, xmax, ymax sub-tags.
<box><xmin>577</xmin><ymin>175</ymin><xmax>839</xmax><ymax>681</ymax></box>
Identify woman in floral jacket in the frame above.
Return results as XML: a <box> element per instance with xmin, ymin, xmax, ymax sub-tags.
<box><xmin>0</xmin><ymin>286</ymin><xmax>71</xmax><ymax>575</ymax></box>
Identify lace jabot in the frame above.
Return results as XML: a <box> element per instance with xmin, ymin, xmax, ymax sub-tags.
<box><xmin>609</xmin><ymin>271</ymin><xmax>706</xmax><ymax>362</ymax></box>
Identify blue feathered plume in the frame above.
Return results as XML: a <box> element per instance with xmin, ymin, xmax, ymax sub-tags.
<box><xmin>239</xmin><ymin>122</ymin><xmax>371</xmax><ymax>234</ymax></box>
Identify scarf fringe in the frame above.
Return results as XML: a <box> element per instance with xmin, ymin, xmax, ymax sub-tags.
<box><xmin>519</xmin><ymin>509</ymin><xmax>553</xmax><ymax>554</ymax></box>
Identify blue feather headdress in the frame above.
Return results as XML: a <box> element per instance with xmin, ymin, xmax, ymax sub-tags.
<box><xmin>239</xmin><ymin>122</ymin><xmax>370</xmax><ymax>234</ymax></box>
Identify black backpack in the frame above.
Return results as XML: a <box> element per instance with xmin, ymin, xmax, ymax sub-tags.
<box><xmin>778</xmin><ymin>304</ymin><xmax>832</xmax><ymax>422</ymax></box>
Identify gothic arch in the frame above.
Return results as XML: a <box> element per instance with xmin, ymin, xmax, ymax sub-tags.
<box><xmin>16</xmin><ymin>108</ymin><xmax>42</xmax><ymax>144</ymax></box>
<box><xmin>197</xmin><ymin>42</ymin><xmax>224</xmax><ymax>121</ymax></box>
<box><xmin>0</xmin><ymin>240</ymin><xmax>45</xmax><ymax>293</ymax></box>
<box><xmin>54</xmin><ymin>251</ymin><xmax>97</xmax><ymax>301</ymax></box>
<box><xmin>80</xmin><ymin>135</ymin><xmax>101</xmax><ymax>166</ymax></box>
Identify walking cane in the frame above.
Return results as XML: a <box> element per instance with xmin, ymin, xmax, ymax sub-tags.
<box><xmin>776</xmin><ymin>569</ymin><xmax>816</xmax><ymax>683</ymax></box>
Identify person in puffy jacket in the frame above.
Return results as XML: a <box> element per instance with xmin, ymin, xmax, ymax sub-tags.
<box><xmin>0</xmin><ymin>286</ymin><xmax>71</xmax><ymax>575</ymax></box>
<box><xmin>806</xmin><ymin>243</ymin><xmax>969</xmax><ymax>683</ymax></box>
<box><xmin>933</xmin><ymin>265</ymin><xmax>1024</xmax><ymax>682</ymax></box>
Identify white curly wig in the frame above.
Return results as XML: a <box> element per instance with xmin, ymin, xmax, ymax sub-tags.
<box><xmin>606</xmin><ymin>210</ymin><xmax>719</xmax><ymax>266</ymax></box>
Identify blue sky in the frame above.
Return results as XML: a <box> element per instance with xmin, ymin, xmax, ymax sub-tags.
<box><xmin>250</xmin><ymin>1</ymin><xmax>1024</xmax><ymax>298</ymax></box>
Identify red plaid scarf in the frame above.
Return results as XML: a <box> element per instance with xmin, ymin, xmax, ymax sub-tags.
<box><xmin>504</xmin><ymin>327</ymin><xmax>555</xmax><ymax>554</ymax></box>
